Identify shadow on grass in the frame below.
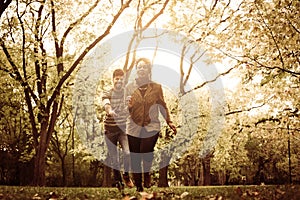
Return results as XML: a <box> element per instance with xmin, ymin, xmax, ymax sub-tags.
<box><xmin>0</xmin><ymin>185</ymin><xmax>299</xmax><ymax>200</ymax></box>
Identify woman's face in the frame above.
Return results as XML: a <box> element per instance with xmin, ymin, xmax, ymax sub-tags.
<box><xmin>136</xmin><ymin>62</ymin><xmax>151</xmax><ymax>79</ymax></box>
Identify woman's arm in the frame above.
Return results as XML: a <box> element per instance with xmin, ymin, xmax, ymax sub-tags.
<box><xmin>157</xmin><ymin>85</ymin><xmax>177</xmax><ymax>134</ymax></box>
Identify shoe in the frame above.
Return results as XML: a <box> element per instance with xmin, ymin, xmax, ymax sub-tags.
<box><xmin>123</xmin><ymin>174</ymin><xmax>134</xmax><ymax>188</ymax></box>
<box><xmin>136</xmin><ymin>185</ymin><xmax>144</xmax><ymax>192</ymax></box>
<box><xmin>115</xmin><ymin>181</ymin><xmax>124</xmax><ymax>191</ymax></box>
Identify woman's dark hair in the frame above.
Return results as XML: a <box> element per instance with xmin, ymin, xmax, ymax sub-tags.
<box><xmin>135</xmin><ymin>58</ymin><xmax>152</xmax><ymax>69</ymax></box>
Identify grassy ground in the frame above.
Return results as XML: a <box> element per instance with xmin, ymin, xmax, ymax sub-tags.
<box><xmin>0</xmin><ymin>184</ymin><xmax>299</xmax><ymax>200</ymax></box>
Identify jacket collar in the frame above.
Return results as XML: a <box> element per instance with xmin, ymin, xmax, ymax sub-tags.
<box><xmin>133</xmin><ymin>79</ymin><xmax>153</xmax><ymax>97</ymax></box>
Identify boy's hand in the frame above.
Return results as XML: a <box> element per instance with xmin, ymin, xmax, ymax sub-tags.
<box><xmin>108</xmin><ymin>109</ymin><xmax>117</xmax><ymax>117</ymax></box>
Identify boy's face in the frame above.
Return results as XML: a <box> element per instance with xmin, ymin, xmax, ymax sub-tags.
<box><xmin>113</xmin><ymin>75</ymin><xmax>124</xmax><ymax>90</ymax></box>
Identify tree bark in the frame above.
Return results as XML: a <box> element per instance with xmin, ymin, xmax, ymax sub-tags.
<box><xmin>102</xmin><ymin>165</ymin><xmax>112</xmax><ymax>187</ymax></box>
<box><xmin>202</xmin><ymin>155</ymin><xmax>211</xmax><ymax>186</ymax></box>
<box><xmin>158</xmin><ymin>151</ymin><xmax>172</xmax><ymax>187</ymax></box>
<box><xmin>33</xmin><ymin>139</ymin><xmax>47</xmax><ymax>186</ymax></box>
<box><xmin>158</xmin><ymin>166</ymin><xmax>169</xmax><ymax>187</ymax></box>
<box><xmin>61</xmin><ymin>158</ymin><xmax>66</xmax><ymax>186</ymax></box>
<box><xmin>1</xmin><ymin>0</ymin><xmax>132</xmax><ymax>187</ymax></box>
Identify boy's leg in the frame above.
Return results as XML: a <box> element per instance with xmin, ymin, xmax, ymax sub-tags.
<box><xmin>119</xmin><ymin>131</ymin><xmax>134</xmax><ymax>188</ymax></box>
<box><xmin>105</xmin><ymin>130</ymin><xmax>123</xmax><ymax>190</ymax></box>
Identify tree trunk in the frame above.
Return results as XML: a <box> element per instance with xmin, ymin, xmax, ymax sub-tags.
<box><xmin>202</xmin><ymin>155</ymin><xmax>211</xmax><ymax>186</ymax></box>
<box><xmin>88</xmin><ymin>160</ymin><xmax>101</xmax><ymax>186</ymax></box>
<box><xmin>32</xmin><ymin>106</ymin><xmax>58</xmax><ymax>186</ymax></box>
<box><xmin>19</xmin><ymin>159</ymin><xmax>34</xmax><ymax>185</ymax></box>
<box><xmin>33</xmin><ymin>143</ymin><xmax>47</xmax><ymax>186</ymax></box>
<box><xmin>102</xmin><ymin>165</ymin><xmax>112</xmax><ymax>187</ymax></box>
<box><xmin>61</xmin><ymin>158</ymin><xmax>66</xmax><ymax>186</ymax></box>
<box><xmin>158</xmin><ymin>151</ymin><xmax>172</xmax><ymax>187</ymax></box>
<box><xmin>158</xmin><ymin>166</ymin><xmax>169</xmax><ymax>187</ymax></box>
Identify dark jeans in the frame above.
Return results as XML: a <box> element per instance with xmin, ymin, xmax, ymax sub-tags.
<box><xmin>105</xmin><ymin>126</ymin><xmax>130</xmax><ymax>182</ymax></box>
<box><xmin>128</xmin><ymin>128</ymin><xmax>159</xmax><ymax>174</ymax></box>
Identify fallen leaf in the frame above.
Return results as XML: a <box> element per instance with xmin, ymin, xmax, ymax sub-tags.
<box><xmin>276</xmin><ymin>189</ymin><xmax>285</xmax><ymax>195</ymax></box>
<box><xmin>140</xmin><ymin>191</ymin><xmax>154</xmax><ymax>200</ymax></box>
<box><xmin>217</xmin><ymin>196</ymin><xmax>223</xmax><ymax>200</ymax></box>
<box><xmin>180</xmin><ymin>191</ymin><xmax>189</xmax><ymax>198</ymax></box>
<box><xmin>121</xmin><ymin>194</ymin><xmax>130</xmax><ymax>200</ymax></box>
<box><xmin>32</xmin><ymin>193</ymin><xmax>42</xmax><ymax>200</ymax></box>
<box><xmin>236</xmin><ymin>187</ymin><xmax>243</xmax><ymax>196</ymax></box>
<box><xmin>253</xmin><ymin>191</ymin><xmax>259</xmax><ymax>196</ymax></box>
<box><xmin>48</xmin><ymin>191</ymin><xmax>59</xmax><ymax>200</ymax></box>
<box><xmin>129</xmin><ymin>196</ymin><xmax>139</xmax><ymax>200</ymax></box>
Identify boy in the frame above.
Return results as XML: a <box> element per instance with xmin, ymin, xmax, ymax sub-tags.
<box><xmin>102</xmin><ymin>69</ymin><xmax>133</xmax><ymax>190</ymax></box>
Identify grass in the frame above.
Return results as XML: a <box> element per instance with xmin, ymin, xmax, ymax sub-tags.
<box><xmin>0</xmin><ymin>184</ymin><xmax>299</xmax><ymax>199</ymax></box>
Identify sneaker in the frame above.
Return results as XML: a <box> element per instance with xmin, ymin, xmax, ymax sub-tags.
<box><xmin>123</xmin><ymin>174</ymin><xmax>134</xmax><ymax>188</ymax></box>
<box><xmin>115</xmin><ymin>181</ymin><xmax>124</xmax><ymax>191</ymax></box>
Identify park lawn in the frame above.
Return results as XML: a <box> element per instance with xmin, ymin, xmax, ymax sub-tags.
<box><xmin>0</xmin><ymin>184</ymin><xmax>299</xmax><ymax>200</ymax></box>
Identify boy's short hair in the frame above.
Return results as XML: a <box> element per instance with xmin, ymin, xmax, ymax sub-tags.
<box><xmin>113</xmin><ymin>69</ymin><xmax>124</xmax><ymax>78</ymax></box>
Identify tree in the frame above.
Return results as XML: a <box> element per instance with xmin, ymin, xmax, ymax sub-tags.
<box><xmin>0</xmin><ymin>0</ymin><xmax>12</xmax><ymax>18</ymax></box>
<box><xmin>122</xmin><ymin>0</ymin><xmax>171</xmax><ymax>78</ymax></box>
<box><xmin>211</xmin><ymin>0</ymin><xmax>300</xmax><ymax>184</ymax></box>
<box><xmin>163</xmin><ymin>0</ymin><xmax>300</xmax><ymax>185</ymax></box>
<box><xmin>163</xmin><ymin>0</ymin><xmax>238</xmax><ymax>185</ymax></box>
<box><xmin>0</xmin><ymin>0</ymin><xmax>133</xmax><ymax>186</ymax></box>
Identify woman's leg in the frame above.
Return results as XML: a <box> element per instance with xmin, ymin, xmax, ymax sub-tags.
<box><xmin>140</xmin><ymin>130</ymin><xmax>159</xmax><ymax>165</ymax></box>
<box><xmin>140</xmin><ymin>130</ymin><xmax>159</xmax><ymax>188</ymax></box>
<box><xmin>127</xmin><ymin>134</ymin><xmax>143</xmax><ymax>191</ymax></box>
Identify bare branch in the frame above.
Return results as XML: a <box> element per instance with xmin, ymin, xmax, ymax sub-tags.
<box><xmin>184</xmin><ymin>65</ymin><xmax>236</xmax><ymax>95</ymax></box>
<box><xmin>225</xmin><ymin>102</ymin><xmax>266</xmax><ymax>116</ymax></box>
<box><xmin>248</xmin><ymin>56</ymin><xmax>300</xmax><ymax>76</ymax></box>
<box><xmin>16</xmin><ymin>0</ymin><xmax>27</xmax><ymax>79</ymax></box>
<box><xmin>0</xmin><ymin>38</ymin><xmax>39</xmax><ymax>104</ymax></box>
<box><xmin>254</xmin><ymin>3</ymin><xmax>285</xmax><ymax>69</ymax></box>
<box><xmin>124</xmin><ymin>0</ymin><xmax>170</xmax><ymax>77</ymax></box>
<box><xmin>226</xmin><ymin>94</ymin><xmax>274</xmax><ymax>116</ymax></box>
<box><xmin>254</xmin><ymin>117</ymin><xmax>281</xmax><ymax>126</ymax></box>
<box><xmin>210</xmin><ymin>43</ymin><xmax>300</xmax><ymax>76</ymax></box>
<box><xmin>210</xmin><ymin>0</ymin><xmax>218</xmax><ymax>11</ymax></box>
<box><xmin>142</xmin><ymin>0</ymin><xmax>169</xmax><ymax>31</ymax></box>
<box><xmin>183</xmin><ymin>47</ymin><xmax>206</xmax><ymax>86</ymax></box>
<box><xmin>60</xmin><ymin>0</ymin><xmax>101</xmax><ymax>48</ymax></box>
<box><xmin>47</xmin><ymin>0</ymin><xmax>133</xmax><ymax>110</ymax></box>
<box><xmin>285</xmin><ymin>9</ymin><xmax>300</xmax><ymax>34</ymax></box>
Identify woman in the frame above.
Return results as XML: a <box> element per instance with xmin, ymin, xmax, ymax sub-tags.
<box><xmin>125</xmin><ymin>58</ymin><xmax>177</xmax><ymax>192</ymax></box>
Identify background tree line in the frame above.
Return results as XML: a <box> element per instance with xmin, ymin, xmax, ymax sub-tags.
<box><xmin>0</xmin><ymin>0</ymin><xmax>299</xmax><ymax>187</ymax></box>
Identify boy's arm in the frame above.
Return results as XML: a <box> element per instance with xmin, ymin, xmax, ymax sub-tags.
<box><xmin>102</xmin><ymin>90</ymin><xmax>117</xmax><ymax>116</ymax></box>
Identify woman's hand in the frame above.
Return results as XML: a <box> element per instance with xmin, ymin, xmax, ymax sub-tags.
<box><xmin>126</xmin><ymin>95</ymin><xmax>133</xmax><ymax>108</ymax></box>
<box><xmin>167</xmin><ymin>121</ymin><xmax>177</xmax><ymax>135</ymax></box>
